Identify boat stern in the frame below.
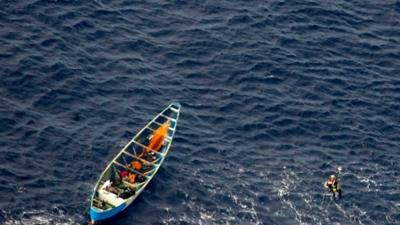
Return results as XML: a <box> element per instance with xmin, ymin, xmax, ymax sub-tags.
<box><xmin>89</xmin><ymin>203</ymin><xmax>126</xmax><ymax>223</ymax></box>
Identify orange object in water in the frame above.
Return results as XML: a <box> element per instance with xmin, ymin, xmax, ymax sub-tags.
<box><xmin>128</xmin><ymin>173</ymin><xmax>136</xmax><ymax>183</ymax></box>
<box><xmin>131</xmin><ymin>161</ymin><xmax>142</xmax><ymax>170</ymax></box>
<box><xmin>147</xmin><ymin>121</ymin><xmax>170</xmax><ymax>152</ymax></box>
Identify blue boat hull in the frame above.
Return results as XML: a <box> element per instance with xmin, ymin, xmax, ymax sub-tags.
<box><xmin>90</xmin><ymin>202</ymin><xmax>126</xmax><ymax>222</ymax></box>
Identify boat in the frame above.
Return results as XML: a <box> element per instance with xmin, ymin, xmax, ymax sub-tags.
<box><xmin>89</xmin><ymin>102</ymin><xmax>181</xmax><ymax>223</ymax></box>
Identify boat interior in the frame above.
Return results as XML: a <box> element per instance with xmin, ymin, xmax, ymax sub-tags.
<box><xmin>91</xmin><ymin>106</ymin><xmax>178</xmax><ymax>211</ymax></box>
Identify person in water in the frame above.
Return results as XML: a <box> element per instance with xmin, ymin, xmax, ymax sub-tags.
<box><xmin>324</xmin><ymin>174</ymin><xmax>342</xmax><ymax>198</ymax></box>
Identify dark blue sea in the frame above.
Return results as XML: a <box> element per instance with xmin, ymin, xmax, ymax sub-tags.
<box><xmin>1</xmin><ymin>0</ymin><xmax>400</xmax><ymax>224</ymax></box>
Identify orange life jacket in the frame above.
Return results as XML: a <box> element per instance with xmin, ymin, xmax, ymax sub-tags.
<box><xmin>128</xmin><ymin>173</ymin><xmax>136</xmax><ymax>183</ymax></box>
<box><xmin>131</xmin><ymin>161</ymin><xmax>142</xmax><ymax>170</ymax></box>
<box><xmin>147</xmin><ymin>121</ymin><xmax>169</xmax><ymax>152</ymax></box>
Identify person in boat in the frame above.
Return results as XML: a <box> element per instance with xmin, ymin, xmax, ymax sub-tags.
<box><xmin>139</xmin><ymin>150</ymin><xmax>157</xmax><ymax>162</ymax></box>
<box><xmin>138</xmin><ymin>120</ymin><xmax>170</xmax><ymax>162</ymax></box>
<box><xmin>324</xmin><ymin>174</ymin><xmax>342</xmax><ymax>198</ymax></box>
<box><xmin>147</xmin><ymin>120</ymin><xmax>170</xmax><ymax>153</ymax></box>
<box><xmin>119</xmin><ymin>187</ymin><xmax>136</xmax><ymax>199</ymax></box>
<box><xmin>136</xmin><ymin>174</ymin><xmax>146</xmax><ymax>183</ymax></box>
<box><xmin>131</xmin><ymin>160</ymin><xmax>142</xmax><ymax>171</ymax></box>
<box><xmin>119</xmin><ymin>170</ymin><xmax>129</xmax><ymax>181</ymax></box>
<box><xmin>128</xmin><ymin>172</ymin><xmax>136</xmax><ymax>184</ymax></box>
<box><xmin>103</xmin><ymin>180</ymin><xmax>119</xmax><ymax>195</ymax></box>
<box><xmin>126</xmin><ymin>160</ymin><xmax>147</xmax><ymax>172</ymax></box>
<box><xmin>127</xmin><ymin>172</ymin><xmax>146</xmax><ymax>184</ymax></box>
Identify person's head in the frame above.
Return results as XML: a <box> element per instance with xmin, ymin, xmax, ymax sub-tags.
<box><xmin>329</xmin><ymin>174</ymin><xmax>336</xmax><ymax>181</ymax></box>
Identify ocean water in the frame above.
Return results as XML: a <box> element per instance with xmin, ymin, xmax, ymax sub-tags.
<box><xmin>1</xmin><ymin>0</ymin><xmax>400</xmax><ymax>224</ymax></box>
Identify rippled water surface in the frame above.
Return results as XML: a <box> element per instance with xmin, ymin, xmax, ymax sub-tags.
<box><xmin>1</xmin><ymin>0</ymin><xmax>400</xmax><ymax>224</ymax></box>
